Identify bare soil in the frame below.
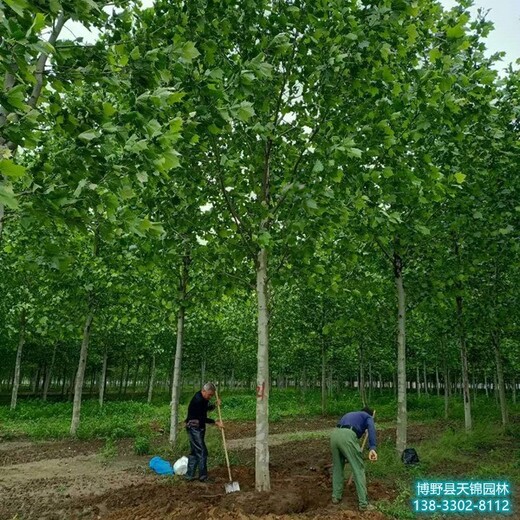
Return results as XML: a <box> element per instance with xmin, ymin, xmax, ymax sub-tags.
<box><xmin>0</xmin><ymin>420</ymin><xmax>449</xmax><ymax>520</ymax></box>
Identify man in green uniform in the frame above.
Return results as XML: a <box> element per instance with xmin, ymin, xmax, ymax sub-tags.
<box><xmin>330</xmin><ymin>406</ymin><xmax>377</xmax><ymax>510</ymax></box>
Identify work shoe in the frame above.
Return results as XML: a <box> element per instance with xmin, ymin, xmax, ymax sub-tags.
<box><xmin>359</xmin><ymin>504</ymin><xmax>376</xmax><ymax>512</ymax></box>
<box><xmin>184</xmin><ymin>475</ymin><xmax>196</xmax><ymax>482</ymax></box>
<box><xmin>332</xmin><ymin>497</ymin><xmax>341</xmax><ymax>505</ymax></box>
<box><xmin>199</xmin><ymin>476</ymin><xmax>215</xmax><ymax>483</ymax></box>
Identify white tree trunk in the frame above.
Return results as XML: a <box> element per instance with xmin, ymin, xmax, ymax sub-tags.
<box><xmin>395</xmin><ymin>253</ymin><xmax>407</xmax><ymax>455</ymax></box>
<box><xmin>10</xmin><ymin>310</ymin><xmax>26</xmax><ymax>410</ymax></box>
<box><xmin>99</xmin><ymin>348</ymin><xmax>108</xmax><ymax>407</ymax></box>
<box><xmin>0</xmin><ymin>202</ymin><xmax>4</xmax><ymax>243</ymax></box>
<box><xmin>444</xmin><ymin>364</ymin><xmax>449</xmax><ymax>420</ymax></box>
<box><xmin>147</xmin><ymin>354</ymin><xmax>156</xmax><ymax>404</ymax></box>
<box><xmin>492</xmin><ymin>332</ymin><xmax>508</xmax><ymax>426</ymax></box>
<box><xmin>359</xmin><ymin>350</ymin><xmax>366</xmax><ymax>406</ymax></box>
<box><xmin>321</xmin><ymin>342</ymin><xmax>327</xmax><ymax>414</ymax></box>
<box><xmin>70</xmin><ymin>311</ymin><xmax>94</xmax><ymax>435</ymax></box>
<box><xmin>169</xmin><ymin>254</ymin><xmax>189</xmax><ymax>444</ymax></box>
<box><xmin>42</xmin><ymin>344</ymin><xmax>57</xmax><ymax>401</ymax></box>
<box><xmin>456</xmin><ymin>295</ymin><xmax>472</xmax><ymax>432</ymax></box>
<box><xmin>255</xmin><ymin>247</ymin><xmax>270</xmax><ymax>492</ymax></box>
<box><xmin>170</xmin><ymin>305</ymin><xmax>185</xmax><ymax>444</ymax></box>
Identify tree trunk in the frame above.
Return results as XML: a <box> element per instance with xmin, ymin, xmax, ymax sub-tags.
<box><xmin>43</xmin><ymin>344</ymin><xmax>57</xmax><ymax>401</ymax></box>
<box><xmin>359</xmin><ymin>349</ymin><xmax>366</xmax><ymax>406</ymax></box>
<box><xmin>10</xmin><ymin>310</ymin><xmax>26</xmax><ymax>410</ymax></box>
<box><xmin>70</xmin><ymin>311</ymin><xmax>94</xmax><ymax>436</ymax></box>
<box><xmin>423</xmin><ymin>360</ymin><xmax>428</xmax><ymax>395</ymax></box>
<box><xmin>455</xmin><ymin>295</ymin><xmax>472</xmax><ymax>431</ymax></box>
<box><xmin>416</xmin><ymin>366</ymin><xmax>421</xmax><ymax>397</ymax></box>
<box><xmin>394</xmin><ymin>251</ymin><xmax>407</xmax><ymax>455</ymax></box>
<box><xmin>255</xmin><ymin>247</ymin><xmax>270</xmax><ymax>492</ymax></box>
<box><xmin>147</xmin><ymin>354</ymin><xmax>156</xmax><ymax>404</ymax></box>
<box><xmin>169</xmin><ymin>254</ymin><xmax>190</xmax><ymax>445</ymax></box>
<box><xmin>118</xmin><ymin>361</ymin><xmax>125</xmax><ymax>396</ymax></box>
<box><xmin>31</xmin><ymin>366</ymin><xmax>40</xmax><ymax>395</ymax></box>
<box><xmin>512</xmin><ymin>378</ymin><xmax>516</xmax><ymax>405</ymax></box>
<box><xmin>492</xmin><ymin>332</ymin><xmax>508</xmax><ymax>426</ymax></box>
<box><xmin>321</xmin><ymin>341</ymin><xmax>327</xmax><ymax>414</ymax></box>
<box><xmin>132</xmin><ymin>359</ymin><xmax>141</xmax><ymax>393</ymax></box>
<box><xmin>484</xmin><ymin>373</ymin><xmax>489</xmax><ymax>397</ymax></box>
<box><xmin>89</xmin><ymin>370</ymin><xmax>95</xmax><ymax>397</ymax></box>
<box><xmin>99</xmin><ymin>348</ymin><xmax>108</xmax><ymax>407</ymax></box>
<box><xmin>444</xmin><ymin>363</ymin><xmax>449</xmax><ymax>420</ymax></box>
<box><xmin>60</xmin><ymin>369</ymin><xmax>67</xmax><ymax>397</ymax></box>
<box><xmin>368</xmin><ymin>362</ymin><xmax>373</xmax><ymax>403</ymax></box>
<box><xmin>200</xmin><ymin>357</ymin><xmax>206</xmax><ymax>388</ymax></box>
<box><xmin>123</xmin><ymin>362</ymin><xmax>130</xmax><ymax>395</ymax></box>
<box><xmin>436</xmin><ymin>366</ymin><xmax>440</xmax><ymax>397</ymax></box>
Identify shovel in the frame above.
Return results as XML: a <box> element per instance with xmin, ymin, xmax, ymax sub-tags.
<box><xmin>215</xmin><ymin>390</ymin><xmax>240</xmax><ymax>493</ymax></box>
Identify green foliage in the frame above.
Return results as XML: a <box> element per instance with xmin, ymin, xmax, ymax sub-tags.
<box><xmin>100</xmin><ymin>437</ymin><xmax>118</xmax><ymax>461</ymax></box>
<box><xmin>133</xmin><ymin>435</ymin><xmax>151</xmax><ymax>455</ymax></box>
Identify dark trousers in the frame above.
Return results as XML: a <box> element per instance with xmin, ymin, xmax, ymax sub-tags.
<box><xmin>186</xmin><ymin>427</ymin><xmax>208</xmax><ymax>480</ymax></box>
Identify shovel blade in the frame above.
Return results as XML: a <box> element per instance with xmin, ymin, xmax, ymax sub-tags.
<box><xmin>225</xmin><ymin>481</ymin><xmax>240</xmax><ymax>493</ymax></box>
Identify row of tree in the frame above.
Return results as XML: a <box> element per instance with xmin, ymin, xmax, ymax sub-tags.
<box><xmin>1</xmin><ymin>0</ymin><xmax>518</xmax><ymax>491</ymax></box>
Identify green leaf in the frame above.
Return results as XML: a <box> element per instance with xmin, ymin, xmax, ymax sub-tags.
<box><xmin>0</xmin><ymin>183</ymin><xmax>18</xmax><ymax>209</ymax></box>
<box><xmin>234</xmin><ymin>101</ymin><xmax>255</xmax><ymax>122</ymax></box>
<box><xmin>347</xmin><ymin>148</ymin><xmax>362</xmax><ymax>158</ymax></box>
<box><xmin>257</xmin><ymin>231</ymin><xmax>272</xmax><ymax>247</ymax></box>
<box><xmin>180</xmin><ymin>42</ymin><xmax>200</xmax><ymax>61</ymax></box>
<box><xmin>78</xmin><ymin>130</ymin><xmax>99</xmax><ymax>141</ymax></box>
<box><xmin>0</xmin><ymin>159</ymin><xmax>26</xmax><ymax>179</ymax></box>
<box><xmin>446</xmin><ymin>25</ymin><xmax>465</xmax><ymax>39</ymax></box>
<box><xmin>162</xmin><ymin>150</ymin><xmax>180</xmax><ymax>170</ymax></box>
<box><xmin>49</xmin><ymin>0</ymin><xmax>61</xmax><ymax>13</ymax></box>
<box><xmin>27</xmin><ymin>12</ymin><xmax>47</xmax><ymax>36</ymax></box>
<box><xmin>313</xmin><ymin>160</ymin><xmax>324</xmax><ymax>173</ymax></box>
<box><xmin>137</xmin><ymin>172</ymin><xmax>148</xmax><ymax>183</ymax></box>
<box><xmin>103</xmin><ymin>102</ymin><xmax>117</xmax><ymax>117</ymax></box>
<box><xmin>454</xmin><ymin>172</ymin><xmax>466</xmax><ymax>184</ymax></box>
<box><xmin>429</xmin><ymin>48</ymin><xmax>442</xmax><ymax>62</ymax></box>
<box><xmin>73</xmin><ymin>179</ymin><xmax>88</xmax><ymax>197</ymax></box>
<box><xmin>120</xmin><ymin>184</ymin><xmax>135</xmax><ymax>199</ymax></box>
<box><xmin>415</xmin><ymin>225</ymin><xmax>431</xmax><ymax>235</ymax></box>
<box><xmin>6</xmin><ymin>85</ymin><xmax>27</xmax><ymax>110</ymax></box>
<box><xmin>4</xmin><ymin>0</ymin><xmax>29</xmax><ymax>16</ymax></box>
<box><xmin>305</xmin><ymin>198</ymin><xmax>318</xmax><ymax>209</ymax></box>
<box><xmin>130</xmin><ymin>46</ymin><xmax>141</xmax><ymax>60</ymax></box>
<box><xmin>83</xmin><ymin>0</ymin><xmax>100</xmax><ymax>11</ymax></box>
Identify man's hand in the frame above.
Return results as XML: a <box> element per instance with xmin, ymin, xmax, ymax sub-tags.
<box><xmin>215</xmin><ymin>398</ymin><xmax>222</xmax><ymax>407</ymax></box>
<box><xmin>368</xmin><ymin>449</ymin><xmax>377</xmax><ymax>462</ymax></box>
<box><xmin>215</xmin><ymin>420</ymin><xmax>224</xmax><ymax>429</ymax></box>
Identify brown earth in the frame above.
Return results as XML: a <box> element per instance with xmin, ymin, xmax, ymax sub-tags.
<box><xmin>0</xmin><ymin>421</ymin><xmax>396</xmax><ymax>520</ymax></box>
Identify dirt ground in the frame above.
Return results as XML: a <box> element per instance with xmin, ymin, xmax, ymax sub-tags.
<box><xmin>1</xmin><ymin>421</ymin><xmax>466</xmax><ymax>520</ymax></box>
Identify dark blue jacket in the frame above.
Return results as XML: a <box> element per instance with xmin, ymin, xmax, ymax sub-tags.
<box><xmin>337</xmin><ymin>411</ymin><xmax>377</xmax><ymax>451</ymax></box>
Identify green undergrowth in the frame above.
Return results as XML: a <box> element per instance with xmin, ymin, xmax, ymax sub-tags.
<box><xmin>0</xmin><ymin>390</ymin><xmax>518</xmax><ymax>445</ymax></box>
<box><xmin>367</xmin><ymin>421</ymin><xmax>519</xmax><ymax>518</ymax></box>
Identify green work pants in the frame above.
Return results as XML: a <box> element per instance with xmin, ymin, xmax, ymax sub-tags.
<box><xmin>330</xmin><ymin>427</ymin><xmax>368</xmax><ymax>507</ymax></box>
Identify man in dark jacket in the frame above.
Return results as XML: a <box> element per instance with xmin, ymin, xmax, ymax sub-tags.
<box><xmin>330</xmin><ymin>406</ymin><xmax>378</xmax><ymax>510</ymax></box>
<box><xmin>185</xmin><ymin>382</ymin><xmax>223</xmax><ymax>482</ymax></box>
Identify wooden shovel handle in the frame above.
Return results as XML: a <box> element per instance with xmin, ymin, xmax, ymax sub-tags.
<box><xmin>215</xmin><ymin>390</ymin><xmax>233</xmax><ymax>482</ymax></box>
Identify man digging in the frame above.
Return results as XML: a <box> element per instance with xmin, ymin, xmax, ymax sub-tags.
<box><xmin>330</xmin><ymin>406</ymin><xmax>378</xmax><ymax>511</ymax></box>
<box><xmin>184</xmin><ymin>382</ymin><xmax>224</xmax><ymax>482</ymax></box>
